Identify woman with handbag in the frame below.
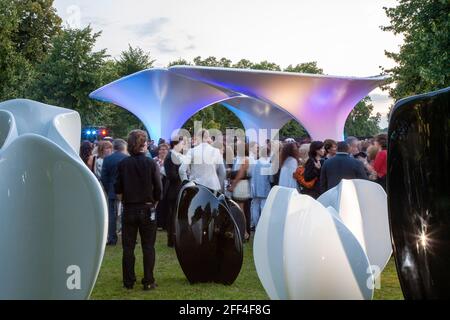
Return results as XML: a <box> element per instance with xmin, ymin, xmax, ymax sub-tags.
<box><xmin>227</xmin><ymin>142</ymin><xmax>252</xmax><ymax>241</ymax></box>
<box><xmin>301</xmin><ymin>141</ymin><xmax>325</xmax><ymax>199</ymax></box>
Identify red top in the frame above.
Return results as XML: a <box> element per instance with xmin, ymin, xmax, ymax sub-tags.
<box><xmin>374</xmin><ymin>149</ymin><xmax>387</xmax><ymax>178</ymax></box>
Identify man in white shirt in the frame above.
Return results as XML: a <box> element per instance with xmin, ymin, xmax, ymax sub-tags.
<box><xmin>179</xmin><ymin>129</ymin><xmax>226</xmax><ymax>192</ymax></box>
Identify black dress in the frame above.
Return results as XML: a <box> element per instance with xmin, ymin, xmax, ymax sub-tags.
<box><xmin>301</xmin><ymin>157</ymin><xmax>323</xmax><ymax>199</ymax></box>
<box><xmin>164</xmin><ymin>151</ymin><xmax>183</xmax><ymax>246</ymax></box>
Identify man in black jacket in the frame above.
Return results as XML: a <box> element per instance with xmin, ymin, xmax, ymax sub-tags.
<box><xmin>320</xmin><ymin>141</ymin><xmax>368</xmax><ymax>193</ymax></box>
<box><xmin>101</xmin><ymin>139</ymin><xmax>128</xmax><ymax>245</ymax></box>
<box><xmin>115</xmin><ymin>130</ymin><xmax>162</xmax><ymax>291</ymax></box>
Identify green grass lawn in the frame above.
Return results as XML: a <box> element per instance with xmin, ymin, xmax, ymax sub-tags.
<box><xmin>91</xmin><ymin>231</ymin><xmax>403</xmax><ymax>300</ymax></box>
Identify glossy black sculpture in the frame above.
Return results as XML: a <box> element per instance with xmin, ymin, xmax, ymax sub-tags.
<box><xmin>175</xmin><ymin>182</ymin><xmax>244</xmax><ymax>285</ymax></box>
<box><xmin>388</xmin><ymin>87</ymin><xmax>450</xmax><ymax>299</ymax></box>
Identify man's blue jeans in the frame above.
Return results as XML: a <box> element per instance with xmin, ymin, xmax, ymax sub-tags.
<box><xmin>108</xmin><ymin>199</ymin><xmax>119</xmax><ymax>244</ymax></box>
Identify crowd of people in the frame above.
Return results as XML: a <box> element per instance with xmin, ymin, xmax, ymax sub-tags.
<box><xmin>79</xmin><ymin>129</ymin><xmax>388</xmax><ymax>291</ymax></box>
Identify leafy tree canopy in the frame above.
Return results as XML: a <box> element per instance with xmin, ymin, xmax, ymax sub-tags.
<box><xmin>116</xmin><ymin>44</ymin><xmax>155</xmax><ymax>77</ymax></box>
<box><xmin>13</xmin><ymin>0</ymin><xmax>62</xmax><ymax>65</ymax></box>
<box><xmin>31</xmin><ymin>26</ymin><xmax>110</xmax><ymax>124</ymax></box>
<box><xmin>344</xmin><ymin>97</ymin><xmax>381</xmax><ymax>138</ymax></box>
<box><xmin>382</xmin><ymin>0</ymin><xmax>450</xmax><ymax>102</ymax></box>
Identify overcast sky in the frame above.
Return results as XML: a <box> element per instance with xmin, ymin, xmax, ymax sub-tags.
<box><xmin>54</xmin><ymin>0</ymin><xmax>403</xmax><ymax>128</ymax></box>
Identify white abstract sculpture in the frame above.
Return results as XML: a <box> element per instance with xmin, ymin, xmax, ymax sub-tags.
<box><xmin>0</xmin><ymin>99</ymin><xmax>107</xmax><ymax>300</ymax></box>
<box><xmin>254</xmin><ymin>180</ymin><xmax>391</xmax><ymax>300</ymax></box>
<box><xmin>317</xmin><ymin>179</ymin><xmax>392</xmax><ymax>272</ymax></box>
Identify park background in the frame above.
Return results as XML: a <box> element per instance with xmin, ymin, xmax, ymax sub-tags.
<box><xmin>0</xmin><ymin>0</ymin><xmax>448</xmax><ymax>299</ymax></box>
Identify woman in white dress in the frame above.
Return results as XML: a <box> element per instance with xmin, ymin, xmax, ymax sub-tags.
<box><xmin>278</xmin><ymin>141</ymin><xmax>301</xmax><ymax>189</ymax></box>
<box><xmin>228</xmin><ymin>142</ymin><xmax>253</xmax><ymax>241</ymax></box>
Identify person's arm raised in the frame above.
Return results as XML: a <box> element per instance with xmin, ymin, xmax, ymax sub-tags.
<box><xmin>179</xmin><ymin>149</ymin><xmax>191</xmax><ymax>182</ymax></box>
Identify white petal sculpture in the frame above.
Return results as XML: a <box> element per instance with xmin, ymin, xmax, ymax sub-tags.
<box><xmin>317</xmin><ymin>179</ymin><xmax>392</xmax><ymax>272</ymax></box>
<box><xmin>254</xmin><ymin>184</ymin><xmax>392</xmax><ymax>300</ymax></box>
<box><xmin>0</xmin><ymin>99</ymin><xmax>107</xmax><ymax>300</ymax></box>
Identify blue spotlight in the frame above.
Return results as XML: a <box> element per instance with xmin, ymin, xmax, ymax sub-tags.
<box><xmin>92</xmin><ymin>130</ymin><xmax>97</xmax><ymax>135</ymax></box>
<box><xmin>86</xmin><ymin>130</ymin><xmax>92</xmax><ymax>135</ymax></box>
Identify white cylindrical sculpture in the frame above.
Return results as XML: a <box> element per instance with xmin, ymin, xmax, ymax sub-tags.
<box><xmin>0</xmin><ymin>99</ymin><xmax>107</xmax><ymax>300</ymax></box>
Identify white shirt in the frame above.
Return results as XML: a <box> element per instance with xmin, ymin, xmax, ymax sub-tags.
<box><xmin>94</xmin><ymin>157</ymin><xmax>103</xmax><ymax>180</ymax></box>
<box><xmin>171</xmin><ymin>149</ymin><xmax>187</xmax><ymax>166</ymax></box>
<box><xmin>179</xmin><ymin>142</ymin><xmax>226</xmax><ymax>191</ymax></box>
<box><xmin>278</xmin><ymin>156</ymin><xmax>298</xmax><ymax>189</ymax></box>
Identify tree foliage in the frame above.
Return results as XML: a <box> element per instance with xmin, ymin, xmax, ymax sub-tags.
<box><xmin>168</xmin><ymin>58</ymin><xmax>191</xmax><ymax>67</ymax></box>
<box><xmin>284</xmin><ymin>61</ymin><xmax>324</xmax><ymax>74</ymax></box>
<box><xmin>193</xmin><ymin>56</ymin><xmax>232</xmax><ymax>67</ymax></box>
<box><xmin>13</xmin><ymin>0</ymin><xmax>62</xmax><ymax>65</ymax></box>
<box><xmin>232</xmin><ymin>59</ymin><xmax>253</xmax><ymax>69</ymax></box>
<box><xmin>109</xmin><ymin>45</ymin><xmax>157</xmax><ymax>138</ymax></box>
<box><xmin>252</xmin><ymin>60</ymin><xmax>281</xmax><ymax>71</ymax></box>
<box><xmin>116</xmin><ymin>44</ymin><xmax>155</xmax><ymax>77</ymax></box>
<box><xmin>382</xmin><ymin>0</ymin><xmax>450</xmax><ymax>101</ymax></box>
<box><xmin>0</xmin><ymin>0</ymin><xmax>34</xmax><ymax>100</ymax></box>
<box><xmin>31</xmin><ymin>26</ymin><xmax>110</xmax><ymax>124</ymax></box>
<box><xmin>344</xmin><ymin>97</ymin><xmax>381</xmax><ymax>137</ymax></box>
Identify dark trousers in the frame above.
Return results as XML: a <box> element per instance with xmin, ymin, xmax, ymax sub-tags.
<box><xmin>377</xmin><ymin>175</ymin><xmax>387</xmax><ymax>191</ymax></box>
<box><xmin>107</xmin><ymin>199</ymin><xmax>118</xmax><ymax>244</ymax></box>
<box><xmin>243</xmin><ymin>199</ymin><xmax>251</xmax><ymax>235</ymax></box>
<box><xmin>122</xmin><ymin>205</ymin><xmax>157</xmax><ymax>287</ymax></box>
<box><xmin>156</xmin><ymin>200</ymin><xmax>167</xmax><ymax>229</ymax></box>
<box><xmin>166</xmin><ymin>198</ymin><xmax>176</xmax><ymax>246</ymax></box>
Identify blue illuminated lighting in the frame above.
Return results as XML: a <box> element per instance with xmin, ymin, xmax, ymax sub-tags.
<box><xmin>92</xmin><ymin>130</ymin><xmax>97</xmax><ymax>135</ymax></box>
<box><xmin>86</xmin><ymin>130</ymin><xmax>92</xmax><ymax>135</ymax></box>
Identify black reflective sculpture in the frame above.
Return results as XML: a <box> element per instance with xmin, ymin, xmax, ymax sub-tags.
<box><xmin>388</xmin><ymin>87</ymin><xmax>450</xmax><ymax>299</ymax></box>
<box><xmin>175</xmin><ymin>182</ymin><xmax>244</xmax><ymax>285</ymax></box>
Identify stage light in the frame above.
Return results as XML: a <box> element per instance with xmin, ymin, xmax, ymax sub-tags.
<box><xmin>92</xmin><ymin>130</ymin><xmax>97</xmax><ymax>135</ymax></box>
<box><xmin>101</xmin><ymin>130</ymin><xmax>107</xmax><ymax>136</ymax></box>
<box><xmin>86</xmin><ymin>130</ymin><xmax>92</xmax><ymax>135</ymax></box>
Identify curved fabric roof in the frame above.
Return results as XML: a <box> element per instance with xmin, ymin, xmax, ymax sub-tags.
<box><xmin>90</xmin><ymin>66</ymin><xmax>387</xmax><ymax>141</ymax></box>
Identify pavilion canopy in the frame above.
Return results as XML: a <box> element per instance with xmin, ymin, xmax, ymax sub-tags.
<box><xmin>89</xmin><ymin>66</ymin><xmax>388</xmax><ymax>141</ymax></box>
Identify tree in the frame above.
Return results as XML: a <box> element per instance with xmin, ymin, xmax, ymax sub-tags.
<box><xmin>382</xmin><ymin>0</ymin><xmax>450</xmax><ymax>102</ymax></box>
<box><xmin>32</xmin><ymin>26</ymin><xmax>110</xmax><ymax>125</ymax></box>
<box><xmin>279</xmin><ymin>120</ymin><xmax>308</xmax><ymax>139</ymax></box>
<box><xmin>251</xmin><ymin>60</ymin><xmax>281</xmax><ymax>71</ymax></box>
<box><xmin>168</xmin><ymin>58</ymin><xmax>191</xmax><ymax>67</ymax></box>
<box><xmin>104</xmin><ymin>45</ymin><xmax>157</xmax><ymax>138</ymax></box>
<box><xmin>183</xmin><ymin>105</ymin><xmax>244</xmax><ymax>133</ymax></box>
<box><xmin>193</xmin><ymin>56</ymin><xmax>232</xmax><ymax>67</ymax></box>
<box><xmin>233</xmin><ymin>59</ymin><xmax>253</xmax><ymax>69</ymax></box>
<box><xmin>284</xmin><ymin>61</ymin><xmax>323</xmax><ymax>74</ymax></box>
<box><xmin>12</xmin><ymin>0</ymin><xmax>62</xmax><ymax>65</ymax></box>
<box><xmin>115</xmin><ymin>44</ymin><xmax>155</xmax><ymax>76</ymax></box>
<box><xmin>344</xmin><ymin>97</ymin><xmax>381</xmax><ymax>137</ymax></box>
<box><xmin>0</xmin><ymin>0</ymin><xmax>35</xmax><ymax>101</ymax></box>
